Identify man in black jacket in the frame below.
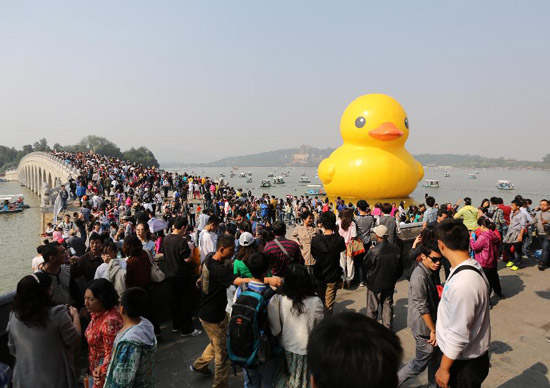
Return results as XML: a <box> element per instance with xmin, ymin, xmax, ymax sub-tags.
<box><xmin>364</xmin><ymin>224</ymin><xmax>402</xmax><ymax>329</ymax></box>
<box><xmin>311</xmin><ymin>211</ymin><xmax>346</xmax><ymax>316</ymax></box>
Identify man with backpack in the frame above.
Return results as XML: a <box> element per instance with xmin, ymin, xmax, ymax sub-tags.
<box><xmin>228</xmin><ymin>252</ymin><xmax>279</xmax><ymax>388</ymax></box>
<box><xmin>435</xmin><ymin>220</ymin><xmax>491</xmax><ymax>388</ymax></box>
<box><xmin>191</xmin><ymin>235</ymin><xmax>281</xmax><ymax>388</ymax></box>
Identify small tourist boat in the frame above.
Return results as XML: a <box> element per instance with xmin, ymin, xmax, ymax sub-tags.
<box><xmin>444</xmin><ymin>171</ymin><xmax>450</xmax><ymax>177</ymax></box>
<box><xmin>497</xmin><ymin>180</ymin><xmax>514</xmax><ymax>190</ymax></box>
<box><xmin>219</xmin><ymin>173</ymin><xmax>225</xmax><ymax>177</ymax></box>
<box><xmin>305</xmin><ymin>185</ymin><xmax>326</xmax><ymax>196</ymax></box>
<box><xmin>273</xmin><ymin>176</ymin><xmax>285</xmax><ymax>184</ymax></box>
<box><xmin>422</xmin><ymin>179</ymin><xmax>440</xmax><ymax>188</ymax></box>
<box><xmin>0</xmin><ymin>194</ymin><xmax>26</xmax><ymax>213</ymax></box>
<box><xmin>239</xmin><ymin>172</ymin><xmax>247</xmax><ymax>178</ymax></box>
<box><xmin>260</xmin><ymin>179</ymin><xmax>272</xmax><ymax>188</ymax></box>
<box><xmin>468</xmin><ymin>174</ymin><xmax>477</xmax><ymax>179</ymax></box>
<box><xmin>246</xmin><ymin>177</ymin><xmax>252</xmax><ymax>183</ymax></box>
<box><xmin>247</xmin><ymin>171</ymin><xmax>253</xmax><ymax>176</ymax></box>
<box><xmin>267</xmin><ymin>173</ymin><xmax>274</xmax><ymax>177</ymax></box>
<box><xmin>299</xmin><ymin>176</ymin><xmax>311</xmax><ymax>183</ymax></box>
<box><xmin>229</xmin><ymin>172</ymin><xmax>236</xmax><ymax>178</ymax></box>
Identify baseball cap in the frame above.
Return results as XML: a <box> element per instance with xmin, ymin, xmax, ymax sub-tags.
<box><xmin>373</xmin><ymin>225</ymin><xmax>389</xmax><ymax>238</ymax></box>
<box><xmin>239</xmin><ymin>232</ymin><xmax>255</xmax><ymax>247</ymax></box>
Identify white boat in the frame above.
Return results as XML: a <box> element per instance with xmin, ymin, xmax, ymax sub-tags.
<box><xmin>444</xmin><ymin>171</ymin><xmax>450</xmax><ymax>177</ymax></box>
<box><xmin>468</xmin><ymin>174</ymin><xmax>477</xmax><ymax>179</ymax></box>
<box><xmin>305</xmin><ymin>184</ymin><xmax>326</xmax><ymax>196</ymax></box>
<box><xmin>260</xmin><ymin>179</ymin><xmax>272</xmax><ymax>188</ymax></box>
<box><xmin>497</xmin><ymin>180</ymin><xmax>514</xmax><ymax>190</ymax></box>
<box><xmin>239</xmin><ymin>172</ymin><xmax>247</xmax><ymax>178</ymax></box>
<box><xmin>273</xmin><ymin>176</ymin><xmax>285</xmax><ymax>184</ymax></box>
<box><xmin>299</xmin><ymin>176</ymin><xmax>311</xmax><ymax>183</ymax></box>
<box><xmin>267</xmin><ymin>173</ymin><xmax>274</xmax><ymax>177</ymax></box>
<box><xmin>247</xmin><ymin>171</ymin><xmax>253</xmax><ymax>176</ymax></box>
<box><xmin>219</xmin><ymin>173</ymin><xmax>225</xmax><ymax>177</ymax></box>
<box><xmin>246</xmin><ymin>177</ymin><xmax>252</xmax><ymax>183</ymax></box>
<box><xmin>229</xmin><ymin>172</ymin><xmax>236</xmax><ymax>178</ymax></box>
<box><xmin>422</xmin><ymin>179</ymin><xmax>440</xmax><ymax>188</ymax></box>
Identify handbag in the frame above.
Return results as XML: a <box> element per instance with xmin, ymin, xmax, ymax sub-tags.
<box><xmin>346</xmin><ymin>239</ymin><xmax>365</xmax><ymax>257</ymax></box>
<box><xmin>146</xmin><ymin>250</ymin><xmax>165</xmax><ymax>282</ymax></box>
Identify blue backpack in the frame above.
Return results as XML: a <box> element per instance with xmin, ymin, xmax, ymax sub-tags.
<box><xmin>227</xmin><ymin>285</ymin><xmax>278</xmax><ymax>368</ymax></box>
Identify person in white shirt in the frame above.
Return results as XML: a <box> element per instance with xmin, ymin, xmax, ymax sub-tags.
<box><xmin>31</xmin><ymin>245</ymin><xmax>45</xmax><ymax>273</ymax></box>
<box><xmin>435</xmin><ymin>219</ymin><xmax>491</xmax><ymax>388</ymax></box>
<box><xmin>267</xmin><ymin>263</ymin><xmax>323</xmax><ymax>388</ymax></box>
<box><xmin>198</xmin><ymin>215</ymin><xmax>220</xmax><ymax>263</ymax></box>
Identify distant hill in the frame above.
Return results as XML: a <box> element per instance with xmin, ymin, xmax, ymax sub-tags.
<box><xmin>162</xmin><ymin>146</ymin><xmax>550</xmax><ymax>169</ymax></box>
<box><xmin>200</xmin><ymin>145</ymin><xmax>334</xmax><ymax>167</ymax></box>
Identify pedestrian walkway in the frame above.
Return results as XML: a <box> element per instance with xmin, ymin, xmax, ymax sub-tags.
<box><xmin>153</xmin><ymin>257</ymin><xmax>550</xmax><ymax>387</ymax></box>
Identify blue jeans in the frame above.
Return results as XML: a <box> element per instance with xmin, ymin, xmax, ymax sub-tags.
<box><xmin>398</xmin><ymin>332</ymin><xmax>441</xmax><ymax>388</ymax></box>
<box><xmin>539</xmin><ymin>236</ymin><xmax>550</xmax><ymax>266</ymax></box>
<box><xmin>243</xmin><ymin>358</ymin><xmax>279</xmax><ymax>388</ymax></box>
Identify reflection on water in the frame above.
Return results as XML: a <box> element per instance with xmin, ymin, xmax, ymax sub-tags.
<box><xmin>0</xmin><ymin>181</ymin><xmax>42</xmax><ymax>293</ymax></box>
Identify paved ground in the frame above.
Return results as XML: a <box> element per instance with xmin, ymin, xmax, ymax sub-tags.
<box><xmin>152</xmin><ymin>256</ymin><xmax>550</xmax><ymax>388</ymax></box>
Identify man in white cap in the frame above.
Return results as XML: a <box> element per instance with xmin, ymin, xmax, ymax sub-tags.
<box><xmin>364</xmin><ymin>224</ymin><xmax>402</xmax><ymax>329</ymax></box>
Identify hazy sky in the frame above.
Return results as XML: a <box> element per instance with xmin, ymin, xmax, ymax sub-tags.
<box><xmin>1</xmin><ymin>1</ymin><xmax>549</xmax><ymax>163</ymax></box>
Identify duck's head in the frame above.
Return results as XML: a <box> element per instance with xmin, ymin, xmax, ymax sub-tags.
<box><xmin>340</xmin><ymin>93</ymin><xmax>409</xmax><ymax>148</ymax></box>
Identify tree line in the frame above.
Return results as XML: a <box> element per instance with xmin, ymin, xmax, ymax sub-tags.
<box><xmin>0</xmin><ymin>136</ymin><xmax>159</xmax><ymax>172</ymax></box>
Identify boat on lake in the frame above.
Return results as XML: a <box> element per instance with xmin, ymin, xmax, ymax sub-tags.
<box><xmin>239</xmin><ymin>172</ymin><xmax>247</xmax><ymax>178</ymax></box>
<box><xmin>0</xmin><ymin>194</ymin><xmax>26</xmax><ymax>214</ymax></box>
<box><xmin>468</xmin><ymin>174</ymin><xmax>477</xmax><ymax>179</ymax></box>
<box><xmin>444</xmin><ymin>171</ymin><xmax>450</xmax><ymax>177</ymax></box>
<box><xmin>267</xmin><ymin>173</ymin><xmax>274</xmax><ymax>177</ymax></box>
<box><xmin>305</xmin><ymin>184</ymin><xmax>326</xmax><ymax>196</ymax></box>
<box><xmin>246</xmin><ymin>177</ymin><xmax>253</xmax><ymax>183</ymax></box>
<box><xmin>219</xmin><ymin>173</ymin><xmax>225</xmax><ymax>178</ymax></box>
<box><xmin>273</xmin><ymin>176</ymin><xmax>285</xmax><ymax>184</ymax></box>
<box><xmin>247</xmin><ymin>171</ymin><xmax>253</xmax><ymax>176</ymax></box>
<box><xmin>299</xmin><ymin>176</ymin><xmax>311</xmax><ymax>183</ymax></box>
<box><xmin>260</xmin><ymin>179</ymin><xmax>272</xmax><ymax>188</ymax></box>
<box><xmin>422</xmin><ymin>179</ymin><xmax>440</xmax><ymax>188</ymax></box>
<box><xmin>497</xmin><ymin>180</ymin><xmax>514</xmax><ymax>190</ymax></box>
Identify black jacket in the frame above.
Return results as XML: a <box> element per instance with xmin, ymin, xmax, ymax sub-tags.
<box><xmin>364</xmin><ymin>240</ymin><xmax>402</xmax><ymax>292</ymax></box>
<box><xmin>311</xmin><ymin>233</ymin><xmax>346</xmax><ymax>283</ymax></box>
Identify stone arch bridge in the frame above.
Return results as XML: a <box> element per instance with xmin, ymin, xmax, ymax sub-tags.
<box><xmin>5</xmin><ymin>152</ymin><xmax>78</xmax><ymax>197</ymax></box>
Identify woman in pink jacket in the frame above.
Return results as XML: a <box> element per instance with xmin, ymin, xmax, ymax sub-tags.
<box><xmin>470</xmin><ymin>217</ymin><xmax>504</xmax><ymax>299</ymax></box>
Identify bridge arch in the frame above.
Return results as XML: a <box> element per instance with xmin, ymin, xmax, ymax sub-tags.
<box><xmin>7</xmin><ymin>152</ymin><xmax>77</xmax><ymax>197</ymax></box>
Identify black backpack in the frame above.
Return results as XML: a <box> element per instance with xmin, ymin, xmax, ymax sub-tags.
<box><xmin>227</xmin><ymin>285</ymin><xmax>279</xmax><ymax>368</ymax></box>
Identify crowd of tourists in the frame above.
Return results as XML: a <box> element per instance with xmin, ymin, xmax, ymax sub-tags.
<box><xmin>3</xmin><ymin>150</ymin><xmax>550</xmax><ymax>388</ymax></box>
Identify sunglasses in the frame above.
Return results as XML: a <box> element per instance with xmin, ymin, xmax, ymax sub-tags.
<box><xmin>427</xmin><ymin>255</ymin><xmax>442</xmax><ymax>263</ymax></box>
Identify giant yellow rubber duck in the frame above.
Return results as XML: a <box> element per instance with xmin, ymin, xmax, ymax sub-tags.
<box><xmin>318</xmin><ymin>94</ymin><xmax>423</xmax><ymax>200</ymax></box>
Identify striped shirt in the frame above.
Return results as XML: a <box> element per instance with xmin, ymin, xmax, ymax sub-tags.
<box><xmin>263</xmin><ymin>237</ymin><xmax>303</xmax><ymax>277</ymax></box>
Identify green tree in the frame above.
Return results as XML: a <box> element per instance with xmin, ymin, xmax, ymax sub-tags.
<box><xmin>542</xmin><ymin>154</ymin><xmax>550</xmax><ymax>164</ymax></box>
<box><xmin>32</xmin><ymin>138</ymin><xmax>50</xmax><ymax>152</ymax></box>
<box><xmin>122</xmin><ymin>147</ymin><xmax>159</xmax><ymax>168</ymax></box>
<box><xmin>77</xmin><ymin>136</ymin><xmax>122</xmax><ymax>158</ymax></box>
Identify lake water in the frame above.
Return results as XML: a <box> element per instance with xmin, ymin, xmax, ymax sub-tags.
<box><xmin>170</xmin><ymin>166</ymin><xmax>550</xmax><ymax>206</ymax></box>
<box><xmin>1</xmin><ymin>166</ymin><xmax>549</xmax><ymax>294</ymax></box>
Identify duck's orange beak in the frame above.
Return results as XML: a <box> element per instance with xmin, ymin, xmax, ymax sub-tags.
<box><xmin>368</xmin><ymin>122</ymin><xmax>403</xmax><ymax>141</ymax></box>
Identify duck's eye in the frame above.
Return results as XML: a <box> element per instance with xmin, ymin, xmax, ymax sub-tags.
<box><xmin>404</xmin><ymin>117</ymin><xmax>409</xmax><ymax>129</ymax></box>
<box><xmin>355</xmin><ymin>116</ymin><xmax>366</xmax><ymax>128</ymax></box>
